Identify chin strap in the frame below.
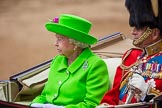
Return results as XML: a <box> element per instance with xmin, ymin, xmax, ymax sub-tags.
<box><xmin>133</xmin><ymin>27</ymin><xmax>152</xmax><ymax>46</ymax></box>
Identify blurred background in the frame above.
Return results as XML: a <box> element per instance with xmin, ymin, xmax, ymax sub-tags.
<box><xmin>0</xmin><ymin>0</ymin><xmax>130</xmax><ymax>80</ymax></box>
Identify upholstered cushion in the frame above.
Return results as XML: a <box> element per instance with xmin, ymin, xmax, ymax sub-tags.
<box><xmin>22</xmin><ymin>68</ymin><xmax>50</xmax><ymax>87</ymax></box>
<box><xmin>103</xmin><ymin>58</ymin><xmax>121</xmax><ymax>88</ymax></box>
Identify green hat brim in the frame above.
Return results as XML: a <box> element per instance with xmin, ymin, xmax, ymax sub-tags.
<box><xmin>45</xmin><ymin>22</ymin><xmax>97</xmax><ymax>45</ymax></box>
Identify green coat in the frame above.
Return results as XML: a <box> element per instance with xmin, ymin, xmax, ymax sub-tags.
<box><xmin>32</xmin><ymin>48</ymin><xmax>109</xmax><ymax>108</ymax></box>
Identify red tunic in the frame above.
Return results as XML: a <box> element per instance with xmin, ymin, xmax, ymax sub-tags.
<box><xmin>101</xmin><ymin>48</ymin><xmax>162</xmax><ymax>105</ymax></box>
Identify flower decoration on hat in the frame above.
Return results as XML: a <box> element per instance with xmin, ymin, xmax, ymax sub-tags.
<box><xmin>53</xmin><ymin>17</ymin><xmax>59</xmax><ymax>23</ymax></box>
<box><xmin>48</xmin><ymin>17</ymin><xmax>59</xmax><ymax>23</ymax></box>
<box><xmin>45</xmin><ymin>14</ymin><xmax>97</xmax><ymax>45</ymax></box>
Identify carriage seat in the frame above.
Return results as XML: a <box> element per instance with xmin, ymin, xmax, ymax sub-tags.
<box><xmin>103</xmin><ymin>58</ymin><xmax>121</xmax><ymax>89</ymax></box>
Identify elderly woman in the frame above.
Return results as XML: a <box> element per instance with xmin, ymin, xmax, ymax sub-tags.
<box><xmin>31</xmin><ymin>14</ymin><xmax>109</xmax><ymax>108</ymax></box>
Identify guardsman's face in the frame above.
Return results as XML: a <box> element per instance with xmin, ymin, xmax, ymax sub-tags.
<box><xmin>131</xmin><ymin>26</ymin><xmax>153</xmax><ymax>48</ymax></box>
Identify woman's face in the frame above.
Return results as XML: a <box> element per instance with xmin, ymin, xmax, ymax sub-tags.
<box><xmin>55</xmin><ymin>34</ymin><xmax>75</xmax><ymax>57</ymax></box>
<box><xmin>131</xmin><ymin>27</ymin><xmax>153</xmax><ymax>48</ymax></box>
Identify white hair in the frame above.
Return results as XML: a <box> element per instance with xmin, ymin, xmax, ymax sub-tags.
<box><xmin>69</xmin><ymin>38</ymin><xmax>90</xmax><ymax>48</ymax></box>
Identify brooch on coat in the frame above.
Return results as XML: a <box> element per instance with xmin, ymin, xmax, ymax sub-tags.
<box><xmin>82</xmin><ymin>60</ymin><xmax>88</xmax><ymax>70</ymax></box>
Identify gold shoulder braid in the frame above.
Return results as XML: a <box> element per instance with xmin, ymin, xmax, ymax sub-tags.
<box><xmin>119</xmin><ymin>48</ymin><xmax>142</xmax><ymax>90</ymax></box>
<box><xmin>119</xmin><ymin>48</ymin><xmax>142</xmax><ymax>80</ymax></box>
<box><xmin>119</xmin><ymin>62</ymin><xmax>141</xmax><ymax>90</ymax></box>
<box><xmin>119</xmin><ymin>71</ymin><xmax>133</xmax><ymax>90</ymax></box>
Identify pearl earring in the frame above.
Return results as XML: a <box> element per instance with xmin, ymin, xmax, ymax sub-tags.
<box><xmin>74</xmin><ymin>46</ymin><xmax>77</xmax><ymax>51</ymax></box>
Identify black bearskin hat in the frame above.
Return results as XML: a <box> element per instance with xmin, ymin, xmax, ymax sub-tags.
<box><xmin>125</xmin><ymin>0</ymin><xmax>162</xmax><ymax>35</ymax></box>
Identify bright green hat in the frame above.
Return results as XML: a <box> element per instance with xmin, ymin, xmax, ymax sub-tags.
<box><xmin>45</xmin><ymin>14</ymin><xmax>97</xmax><ymax>45</ymax></box>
